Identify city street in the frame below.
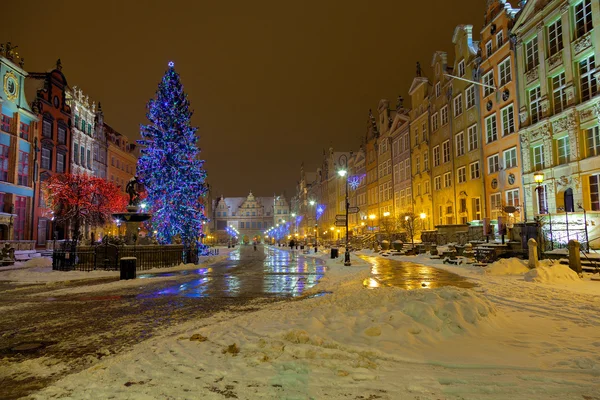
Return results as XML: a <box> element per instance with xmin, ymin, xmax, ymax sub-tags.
<box><xmin>0</xmin><ymin>246</ymin><xmax>324</xmax><ymax>399</ymax></box>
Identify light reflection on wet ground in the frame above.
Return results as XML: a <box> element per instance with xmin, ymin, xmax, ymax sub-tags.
<box><xmin>359</xmin><ymin>255</ymin><xmax>476</xmax><ymax>290</ymax></box>
<box><xmin>137</xmin><ymin>246</ymin><xmax>325</xmax><ymax>299</ymax></box>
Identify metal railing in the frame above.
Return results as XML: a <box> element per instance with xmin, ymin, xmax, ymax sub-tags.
<box><xmin>52</xmin><ymin>243</ymin><xmax>198</xmax><ymax>272</ymax></box>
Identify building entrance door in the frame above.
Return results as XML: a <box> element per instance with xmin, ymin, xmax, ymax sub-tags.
<box><xmin>37</xmin><ymin>218</ymin><xmax>48</xmax><ymax>246</ymax></box>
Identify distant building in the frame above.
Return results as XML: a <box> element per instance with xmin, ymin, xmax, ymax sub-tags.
<box><xmin>212</xmin><ymin>192</ymin><xmax>289</xmax><ymax>243</ymax></box>
<box><xmin>0</xmin><ymin>44</ymin><xmax>38</xmax><ymax>241</ymax></box>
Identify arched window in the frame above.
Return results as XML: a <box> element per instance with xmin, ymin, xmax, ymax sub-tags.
<box><xmin>564</xmin><ymin>188</ymin><xmax>574</xmax><ymax>212</ymax></box>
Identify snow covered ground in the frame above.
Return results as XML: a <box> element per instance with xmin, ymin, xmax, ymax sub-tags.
<box><xmin>28</xmin><ymin>249</ymin><xmax>600</xmax><ymax>399</ymax></box>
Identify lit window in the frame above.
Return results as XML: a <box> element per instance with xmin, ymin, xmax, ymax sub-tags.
<box><xmin>533</xmin><ymin>145</ymin><xmax>545</xmax><ymax>170</ymax></box>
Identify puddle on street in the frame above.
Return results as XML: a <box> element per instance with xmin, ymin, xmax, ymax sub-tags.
<box><xmin>360</xmin><ymin>256</ymin><xmax>476</xmax><ymax>290</ymax></box>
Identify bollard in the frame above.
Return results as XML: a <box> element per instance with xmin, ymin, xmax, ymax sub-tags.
<box><xmin>568</xmin><ymin>240</ymin><xmax>582</xmax><ymax>275</ymax></box>
<box><xmin>528</xmin><ymin>238</ymin><xmax>538</xmax><ymax>269</ymax></box>
<box><xmin>120</xmin><ymin>257</ymin><xmax>137</xmax><ymax>280</ymax></box>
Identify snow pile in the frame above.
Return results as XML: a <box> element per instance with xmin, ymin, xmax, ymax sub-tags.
<box><xmin>204</xmin><ymin>285</ymin><xmax>497</xmax><ymax>361</ymax></box>
<box><xmin>22</xmin><ymin>257</ymin><xmax>52</xmax><ymax>268</ymax></box>
<box><xmin>524</xmin><ymin>264</ymin><xmax>581</xmax><ymax>284</ymax></box>
<box><xmin>484</xmin><ymin>258</ymin><xmax>530</xmax><ymax>276</ymax></box>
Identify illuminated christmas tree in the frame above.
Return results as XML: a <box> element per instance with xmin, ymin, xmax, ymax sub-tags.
<box><xmin>137</xmin><ymin>62</ymin><xmax>208</xmax><ymax>249</ymax></box>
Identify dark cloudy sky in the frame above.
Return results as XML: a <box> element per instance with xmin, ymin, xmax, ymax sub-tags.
<box><xmin>2</xmin><ymin>0</ymin><xmax>500</xmax><ymax>198</ymax></box>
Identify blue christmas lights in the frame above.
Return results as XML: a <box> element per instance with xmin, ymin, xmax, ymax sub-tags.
<box><xmin>137</xmin><ymin>63</ymin><xmax>208</xmax><ymax>251</ymax></box>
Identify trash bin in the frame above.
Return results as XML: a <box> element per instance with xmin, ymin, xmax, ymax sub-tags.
<box><xmin>120</xmin><ymin>257</ymin><xmax>137</xmax><ymax>280</ymax></box>
<box><xmin>331</xmin><ymin>248</ymin><xmax>339</xmax><ymax>259</ymax></box>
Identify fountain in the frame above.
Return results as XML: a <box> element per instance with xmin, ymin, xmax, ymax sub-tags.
<box><xmin>112</xmin><ymin>177</ymin><xmax>152</xmax><ymax>245</ymax></box>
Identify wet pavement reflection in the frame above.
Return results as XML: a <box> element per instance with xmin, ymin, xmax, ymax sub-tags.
<box><xmin>359</xmin><ymin>255</ymin><xmax>476</xmax><ymax>290</ymax></box>
<box><xmin>137</xmin><ymin>246</ymin><xmax>325</xmax><ymax>298</ymax></box>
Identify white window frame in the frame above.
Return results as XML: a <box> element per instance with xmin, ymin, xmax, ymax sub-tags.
<box><xmin>488</xmin><ymin>154</ymin><xmax>500</xmax><ymax>174</ymax></box>
<box><xmin>498</xmin><ymin>57</ymin><xmax>512</xmax><ymax>86</ymax></box>
<box><xmin>552</xmin><ymin>72</ymin><xmax>567</xmax><ymax>114</ymax></box>
<box><xmin>432</xmin><ymin>113</ymin><xmax>439</xmax><ymax>131</ymax></box>
<box><xmin>557</xmin><ymin>135</ymin><xmax>570</xmax><ymax>164</ymax></box>
<box><xmin>433</xmin><ymin>146</ymin><xmax>440</xmax><ymax>167</ymax></box>
<box><xmin>529</xmin><ymin>86</ymin><xmax>542</xmax><ymax>124</ymax></box>
<box><xmin>457</xmin><ymin>166</ymin><xmax>466</xmax><ymax>183</ymax></box>
<box><xmin>579</xmin><ymin>55</ymin><xmax>597</xmax><ymax>102</ymax></box>
<box><xmin>443</xmin><ymin>172</ymin><xmax>452</xmax><ymax>188</ymax></box>
<box><xmin>441</xmin><ymin>105</ymin><xmax>448</xmax><ymax>125</ymax></box>
<box><xmin>485</xmin><ymin>114</ymin><xmax>498</xmax><ymax>143</ymax></box>
<box><xmin>455</xmin><ymin>131</ymin><xmax>465</xmax><ymax>157</ymax></box>
<box><xmin>458</xmin><ymin>60</ymin><xmax>465</xmax><ymax>77</ymax></box>
<box><xmin>435</xmin><ymin>82</ymin><xmax>441</xmax><ymax>97</ymax></box>
<box><xmin>467</xmin><ymin>124</ymin><xmax>478</xmax><ymax>151</ymax></box>
<box><xmin>486</xmin><ymin>40</ymin><xmax>493</xmax><ymax>57</ymax></box>
<box><xmin>503</xmin><ymin>147</ymin><xmax>518</xmax><ymax>169</ymax></box>
<box><xmin>525</xmin><ymin>36</ymin><xmax>539</xmax><ymax>71</ymax></box>
<box><xmin>434</xmin><ymin>176</ymin><xmax>441</xmax><ymax>190</ymax></box>
<box><xmin>575</xmin><ymin>0</ymin><xmax>593</xmax><ymax>38</ymax></box>
<box><xmin>466</xmin><ymin>85</ymin><xmax>475</xmax><ymax>109</ymax></box>
<box><xmin>506</xmin><ymin>189</ymin><xmax>520</xmax><ymax>207</ymax></box>
<box><xmin>442</xmin><ymin>140</ymin><xmax>450</xmax><ymax>163</ymax></box>
<box><xmin>501</xmin><ymin>104</ymin><xmax>515</xmax><ymax>136</ymax></box>
<box><xmin>454</xmin><ymin>94</ymin><xmax>463</xmax><ymax>117</ymax></box>
<box><xmin>469</xmin><ymin>161</ymin><xmax>480</xmax><ymax>179</ymax></box>
<box><xmin>483</xmin><ymin>70</ymin><xmax>494</xmax><ymax>97</ymax></box>
<box><xmin>548</xmin><ymin>19</ymin><xmax>563</xmax><ymax>56</ymax></box>
<box><xmin>496</xmin><ymin>30</ymin><xmax>504</xmax><ymax>48</ymax></box>
<box><xmin>533</xmin><ymin>144</ymin><xmax>545</xmax><ymax>170</ymax></box>
<box><xmin>586</xmin><ymin>126</ymin><xmax>600</xmax><ymax>157</ymax></box>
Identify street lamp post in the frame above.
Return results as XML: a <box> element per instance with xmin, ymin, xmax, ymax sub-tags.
<box><xmin>534</xmin><ymin>172</ymin><xmax>545</xmax><ymax>216</ymax></box>
<box><xmin>369</xmin><ymin>214</ymin><xmax>376</xmax><ymax>248</ymax></box>
<box><xmin>338</xmin><ymin>155</ymin><xmax>350</xmax><ymax>266</ymax></box>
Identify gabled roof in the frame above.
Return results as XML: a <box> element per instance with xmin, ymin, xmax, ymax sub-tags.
<box><xmin>408</xmin><ymin>77</ymin><xmax>429</xmax><ymax>95</ymax></box>
<box><xmin>512</xmin><ymin>0</ymin><xmax>543</xmax><ymax>33</ymax></box>
<box><xmin>452</xmin><ymin>25</ymin><xmax>478</xmax><ymax>55</ymax></box>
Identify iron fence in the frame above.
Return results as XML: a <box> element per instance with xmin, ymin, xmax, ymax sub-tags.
<box><xmin>52</xmin><ymin>243</ymin><xmax>198</xmax><ymax>272</ymax></box>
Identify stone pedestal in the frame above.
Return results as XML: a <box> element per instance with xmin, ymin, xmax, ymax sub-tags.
<box><xmin>528</xmin><ymin>238</ymin><xmax>538</xmax><ymax>269</ymax></box>
<box><xmin>568</xmin><ymin>239</ymin><xmax>582</xmax><ymax>274</ymax></box>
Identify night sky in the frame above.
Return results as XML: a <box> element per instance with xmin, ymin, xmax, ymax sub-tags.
<box><xmin>2</xmin><ymin>0</ymin><xmax>498</xmax><ymax>198</ymax></box>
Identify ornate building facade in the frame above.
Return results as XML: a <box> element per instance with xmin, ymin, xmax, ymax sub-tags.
<box><xmin>514</xmin><ymin>0</ymin><xmax>600</xmax><ymax>246</ymax></box>
<box><xmin>0</xmin><ymin>44</ymin><xmax>37</xmax><ymax>241</ymax></box>
<box><xmin>212</xmin><ymin>192</ymin><xmax>286</xmax><ymax>243</ymax></box>
<box><xmin>452</xmin><ymin>25</ymin><xmax>485</xmax><ymax>225</ymax></box>
<box><xmin>28</xmin><ymin>60</ymin><xmax>72</xmax><ymax>244</ymax></box>
<box><xmin>66</xmin><ymin>86</ymin><xmax>95</xmax><ymax>175</ymax></box>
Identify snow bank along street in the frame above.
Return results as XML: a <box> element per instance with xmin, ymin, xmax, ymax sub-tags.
<box><xmin>8</xmin><ymin>246</ymin><xmax>596</xmax><ymax>400</ymax></box>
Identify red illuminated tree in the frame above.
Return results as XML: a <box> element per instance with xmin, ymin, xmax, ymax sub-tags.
<box><xmin>43</xmin><ymin>174</ymin><xmax>128</xmax><ymax>242</ymax></box>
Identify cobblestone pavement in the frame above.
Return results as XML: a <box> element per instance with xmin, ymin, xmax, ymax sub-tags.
<box><xmin>0</xmin><ymin>246</ymin><xmax>324</xmax><ymax>399</ymax></box>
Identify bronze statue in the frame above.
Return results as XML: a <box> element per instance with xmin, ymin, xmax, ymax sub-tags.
<box><xmin>125</xmin><ymin>176</ymin><xmax>141</xmax><ymax>206</ymax></box>
<box><xmin>416</xmin><ymin>62</ymin><xmax>422</xmax><ymax>77</ymax></box>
